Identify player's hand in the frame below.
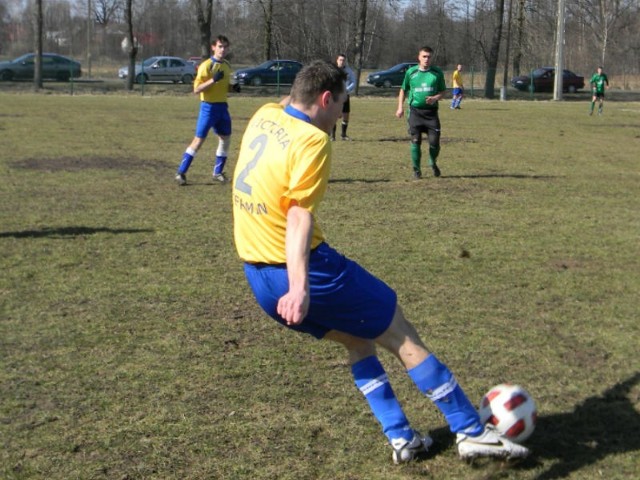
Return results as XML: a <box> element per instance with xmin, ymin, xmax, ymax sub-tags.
<box><xmin>213</xmin><ymin>70</ymin><xmax>224</xmax><ymax>82</ymax></box>
<box><xmin>277</xmin><ymin>288</ymin><xmax>309</xmax><ymax>326</ymax></box>
<box><xmin>395</xmin><ymin>107</ymin><xmax>404</xmax><ymax>119</ymax></box>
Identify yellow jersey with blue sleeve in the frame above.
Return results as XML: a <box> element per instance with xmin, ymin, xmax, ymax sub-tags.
<box><xmin>233</xmin><ymin>103</ymin><xmax>331</xmax><ymax>264</ymax></box>
<box><xmin>195</xmin><ymin>58</ymin><xmax>232</xmax><ymax>103</ymax></box>
<box><xmin>452</xmin><ymin>69</ymin><xmax>463</xmax><ymax>88</ymax></box>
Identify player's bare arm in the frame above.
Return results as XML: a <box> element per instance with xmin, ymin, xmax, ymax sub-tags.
<box><xmin>396</xmin><ymin>89</ymin><xmax>406</xmax><ymax>118</ymax></box>
<box><xmin>277</xmin><ymin>205</ymin><xmax>313</xmax><ymax>325</ymax></box>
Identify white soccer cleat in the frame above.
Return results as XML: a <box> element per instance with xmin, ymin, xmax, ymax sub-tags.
<box><xmin>175</xmin><ymin>173</ymin><xmax>187</xmax><ymax>186</ymax></box>
<box><xmin>213</xmin><ymin>173</ymin><xmax>227</xmax><ymax>183</ymax></box>
<box><xmin>457</xmin><ymin>425</ymin><xmax>530</xmax><ymax>460</ymax></box>
<box><xmin>391</xmin><ymin>431</ymin><xmax>434</xmax><ymax>464</ymax></box>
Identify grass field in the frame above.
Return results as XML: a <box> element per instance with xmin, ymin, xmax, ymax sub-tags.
<box><xmin>1</xmin><ymin>91</ymin><xmax>639</xmax><ymax>480</ymax></box>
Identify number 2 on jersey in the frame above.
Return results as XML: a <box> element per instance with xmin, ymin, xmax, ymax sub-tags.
<box><xmin>234</xmin><ymin>134</ymin><xmax>267</xmax><ymax>195</ymax></box>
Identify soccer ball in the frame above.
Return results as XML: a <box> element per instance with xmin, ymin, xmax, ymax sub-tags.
<box><xmin>478</xmin><ymin>383</ymin><xmax>537</xmax><ymax>443</ymax></box>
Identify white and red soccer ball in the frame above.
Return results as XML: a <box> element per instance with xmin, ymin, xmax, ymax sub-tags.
<box><xmin>478</xmin><ymin>383</ymin><xmax>537</xmax><ymax>443</ymax></box>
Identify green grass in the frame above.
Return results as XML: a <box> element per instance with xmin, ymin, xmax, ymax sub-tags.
<box><xmin>1</xmin><ymin>92</ymin><xmax>639</xmax><ymax>480</ymax></box>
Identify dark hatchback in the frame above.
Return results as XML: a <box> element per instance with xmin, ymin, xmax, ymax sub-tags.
<box><xmin>233</xmin><ymin>60</ymin><xmax>303</xmax><ymax>86</ymax></box>
<box><xmin>0</xmin><ymin>53</ymin><xmax>82</xmax><ymax>81</ymax></box>
<box><xmin>511</xmin><ymin>67</ymin><xmax>585</xmax><ymax>93</ymax></box>
<box><xmin>366</xmin><ymin>62</ymin><xmax>417</xmax><ymax>88</ymax></box>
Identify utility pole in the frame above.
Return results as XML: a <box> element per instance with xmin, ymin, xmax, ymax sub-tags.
<box><xmin>553</xmin><ymin>0</ymin><xmax>565</xmax><ymax>100</ymax></box>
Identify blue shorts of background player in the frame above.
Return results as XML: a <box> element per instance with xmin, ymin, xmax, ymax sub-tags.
<box><xmin>195</xmin><ymin>101</ymin><xmax>232</xmax><ymax>138</ymax></box>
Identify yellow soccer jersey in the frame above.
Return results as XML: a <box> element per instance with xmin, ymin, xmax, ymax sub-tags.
<box><xmin>452</xmin><ymin>70</ymin><xmax>463</xmax><ymax>88</ymax></box>
<box><xmin>233</xmin><ymin>103</ymin><xmax>331</xmax><ymax>264</ymax></box>
<box><xmin>195</xmin><ymin>58</ymin><xmax>232</xmax><ymax>103</ymax></box>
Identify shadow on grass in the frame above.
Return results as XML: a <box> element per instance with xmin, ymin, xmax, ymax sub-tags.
<box><xmin>0</xmin><ymin>226</ymin><xmax>154</xmax><ymax>238</ymax></box>
<box><xmin>525</xmin><ymin>371</ymin><xmax>640</xmax><ymax>479</ymax></box>
<box><xmin>329</xmin><ymin>178</ymin><xmax>391</xmax><ymax>184</ymax></box>
<box><xmin>423</xmin><ymin>373</ymin><xmax>640</xmax><ymax>478</ymax></box>
<box><xmin>443</xmin><ymin>174</ymin><xmax>557</xmax><ymax>180</ymax></box>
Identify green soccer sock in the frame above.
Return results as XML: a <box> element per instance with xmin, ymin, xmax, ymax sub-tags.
<box><xmin>410</xmin><ymin>143</ymin><xmax>421</xmax><ymax>172</ymax></box>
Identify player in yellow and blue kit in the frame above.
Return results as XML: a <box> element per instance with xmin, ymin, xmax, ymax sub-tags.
<box><xmin>451</xmin><ymin>63</ymin><xmax>464</xmax><ymax>110</ymax></box>
<box><xmin>176</xmin><ymin>35</ymin><xmax>238</xmax><ymax>185</ymax></box>
<box><xmin>396</xmin><ymin>46</ymin><xmax>447</xmax><ymax>179</ymax></box>
<box><xmin>232</xmin><ymin>60</ymin><xmax>529</xmax><ymax>465</ymax></box>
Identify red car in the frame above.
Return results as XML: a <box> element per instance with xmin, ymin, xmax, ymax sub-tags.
<box><xmin>187</xmin><ymin>56</ymin><xmax>204</xmax><ymax>70</ymax></box>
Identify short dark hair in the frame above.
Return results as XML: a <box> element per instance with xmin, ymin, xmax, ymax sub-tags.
<box><xmin>290</xmin><ymin>60</ymin><xmax>346</xmax><ymax>107</ymax></box>
<box><xmin>213</xmin><ymin>35</ymin><xmax>229</xmax><ymax>46</ymax></box>
<box><xmin>420</xmin><ymin>46</ymin><xmax>433</xmax><ymax>54</ymax></box>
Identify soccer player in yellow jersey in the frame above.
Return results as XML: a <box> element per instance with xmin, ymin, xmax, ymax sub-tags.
<box><xmin>232</xmin><ymin>61</ymin><xmax>528</xmax><ymax>465</ymax></box>
<box><xmin>176</xmin><ymin>35</ymin><xmax>238</xmax><ymax>185</ymax></box>
<box><xmin>451</xmin><ymin>63</ymin><xmax>464</xmax><ymax>110</ymax></box>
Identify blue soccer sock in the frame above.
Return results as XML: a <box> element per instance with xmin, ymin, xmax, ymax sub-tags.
<box><xmin>213</xmin><ymin>155</ymin><xmax>227</xmax><ymax>175</ymax></box>
<box><xmin>408</xmin><ymin>355</ymin><xmax>483</xmax><ymax>436</ymax></box>
<box><xmin>352</xmin><ymin>356</ymin><xmax>413</xmax><ymax>442</ymax></box>
<box><xmin>177</xmin><ymin>148</ymin><xmax>196</xmax><ymax>175</ymax></box>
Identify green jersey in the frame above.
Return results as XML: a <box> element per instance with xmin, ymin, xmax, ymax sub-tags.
<box><xmin>401</xmin><ymin>65</ymin><xmax>447</xmax><ymax>110</ymax></box>
<box><xmin>590</xmin><ymin>73</ymin><xmax>608</xmax><ymax>94</ymax></box>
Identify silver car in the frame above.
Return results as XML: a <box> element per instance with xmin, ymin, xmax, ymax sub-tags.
<box><xmin>118</xmin><ymin>56</ymin><xmax>196</xmax><ymax>84</ymax></box>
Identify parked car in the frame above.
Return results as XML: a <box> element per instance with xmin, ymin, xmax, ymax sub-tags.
<box><xmin>118</xmin><ymin>56</ymin><xmax>196</xmax><ymax>84</ymax></box>
<box><xmin>233</xmin><ymin>60</ymin><xmax>303</xmax><ymax>86</ymax></box>
<box><xmin>511</xmin><ymin>67</ymin><xmax>585</xmax><ymax>93</ymax></box>
<box><xmin>187</xmin><ymin>56</ymin><xmax>204</xmax><ymax>70</ymax></box>
<box><xmin>366</xmin><ymin>62</ymin><xmax>417</xmax><ymax>88</ymax></box>
<box><xmin>0</xmin><ymin>53</ymin><xmax>81</xmax><ymax>81</ymax></box>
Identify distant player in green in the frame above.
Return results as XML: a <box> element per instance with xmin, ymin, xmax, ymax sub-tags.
<box><xmin>589</xmin><ymin>66</ymin><xmax>609</xmax><ymax>116</ymax></box>
<box><xmin>396</xmin><ymin>46</ymin><xmax>447</xmax><ymax>179</ymax></box>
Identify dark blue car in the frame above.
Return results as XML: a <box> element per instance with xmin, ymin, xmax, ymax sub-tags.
<box><xmin>233</xmin><ymin>60</ymin><xmax>303</xmax><ymax>86</ymax></box>
<box><xmin>367</xmin><ymin>62</ymin><xmax>417</xmax><ymax>88</ymax></box>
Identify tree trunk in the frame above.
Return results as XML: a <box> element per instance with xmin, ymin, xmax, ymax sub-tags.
<box><xmin>352</xmin><ymin>0</ymin><xmax>367</xmax><ymax>96</ymax></box>
<box><xmin>192</xmin><ymin>0</ymin><xmax>213</xmax><ymax>59</ymax></box>
<box><xmin>125</xmin><ymin>0</ymin><xmax>137</xmax><ymax>91</ymax></box>
<box><xmin>33</xmin><ymin>0</ymin><xmax>43</xmax><ymax>90</ymax></box>
<box><xmin>259</xmin><ymin>0</ymin><xmax>273</xmax><ymax>60</ymax></box>
<box><xmin>484</xmin><ymin>0</ymin><xmax>505</xmax><ymax>99</ymax></box>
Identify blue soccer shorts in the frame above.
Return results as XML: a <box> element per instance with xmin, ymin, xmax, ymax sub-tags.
<box><xmin>243</xmin><ymin>243</ymin><xmax>397</xmax><ymax>339</ymax></box>
<box><xmin>195</xmin><ymin>101</ymin><xmax>231</xmax><ymax>139</ymax></box>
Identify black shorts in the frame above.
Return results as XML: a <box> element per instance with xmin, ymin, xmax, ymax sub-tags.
<box><xmin>408</xmin><ymin>107</ymin><xmax>440</xmax><ymax>137</ymax></box>
<box><xmin>342</xmin><ymin>95</ymin><xmax>351</xmax><ymax>114</ymax></box>
<box><xmin>594</xmin><ymin>91</ymin><xmax>605</xmax><ymax>99</ymax></box>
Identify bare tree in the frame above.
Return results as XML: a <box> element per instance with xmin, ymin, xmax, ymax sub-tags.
<box><xmin>482</xmin><ymin>0</ymin><xmax>505</xmax><ymax>98</ymax></box>
<box><xmin>124</xmin><ymin>0</ymin><xmax>136</xmax><ymax>91</ymax></box>
<box><xmin>352</xmin><ymin>0</ymin><xmax>367</xmax><ymax>95</ymax></box>
<box><xmin>33</xmin><ymin>0</ymin><xmax>43</xmax><ymax>90</ymax></box>
<box><xmin>571</xmin><ymin>0</ymin><xmax>635</xmax><ymax>67</ymax></box>
<box><xmin>192</xmin><ymin>0</ymin><xmax>213</xmax><ymax>59</ymax></box>
<box><xmin>257</xmin><ymin>0</ymin><xmax>273</xmax><ymax>60</ymax></box>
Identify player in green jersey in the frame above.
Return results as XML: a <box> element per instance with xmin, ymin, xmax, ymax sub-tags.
<box><xmin>396</xmin><ymin>46</ymin><xmax>447</xmax><ymax>179</ymax></box>
<box><xmin>589</xmin><ymin>66</ymin><xmax>609</xmax><ymax>116</ymax></box>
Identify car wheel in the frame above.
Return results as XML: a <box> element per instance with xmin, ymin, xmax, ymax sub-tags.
<box><xmin>0</xmin><ymin>70</ymin><xmax>14</xmax><ymax>81</ymax></box>
<box><xmin>250</xmin><ymin>76</ymin><xmax>262</xmax><ymax>87</ymax></box>
<box><xmin>383</xmin><ymin>79</ymin><xmax>393</xmax><ymax>88</ymax></box>
<box><xmin>135</xmin><ymin>73</ymin><xmax>148</xmax><ymax>84</ymax></box>
<box><xmin>567</xmin><ymin>85</ymin><xmax>577</xmax><ymax>93</ymax></box>
<box><xmin>181</xmin><ymin>74</ymin><xmax>193</xmax><ymax>84</ymax></box>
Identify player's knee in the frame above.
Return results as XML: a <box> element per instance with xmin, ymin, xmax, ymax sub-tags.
<box><xmin>411</xmin><ymin>135</ymin><xmax>421</xmax><ymax>145</ymax></box>
<box><xmin>217</xmin><ymin>136</ymin><xmax>231</xmax><ymax>156</ymax></box>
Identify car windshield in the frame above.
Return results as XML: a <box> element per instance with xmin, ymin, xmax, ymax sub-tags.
<box><xmin>256</xmin><ymin>61</ymin><xmax>276</xmax><ymax>69</ymax></box>
<box><xmin>13</xmin><ymin>54</ymin><xmax>34</xmax><ymax>64</ymax></box>
<box><xmin>532</xmin><ymin>68</ymin><xmax>552</xmax><ymax>77</ymax></box>
<box><xmin>142</xmin><ymin>57</ymin><xmax>160</xmax><ymax>67</ymax></box>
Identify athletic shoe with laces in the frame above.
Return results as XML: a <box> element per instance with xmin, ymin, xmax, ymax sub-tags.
<box><xmin>175</xmin><ymin>173</ymin><xmax>187</xmax><ymax>186</ymax></box>
<box><xmin>457</xmin><ymin>425</ymin><xmax>530</xmax><ymax>460</ymax></box>
<box><xmin>391</xmin><ymin>431</ymin><xmax>434</xmax><ymax>464</ymax></box>
<box><xmin>213</xmin><ymin>173</ymin><xmax>227</xmax><ymax>183</ymax></box>
<box><xmin>432</xmin><ymin>164</ymin><xmax>441</xmax><ymax>177</ymax></box>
